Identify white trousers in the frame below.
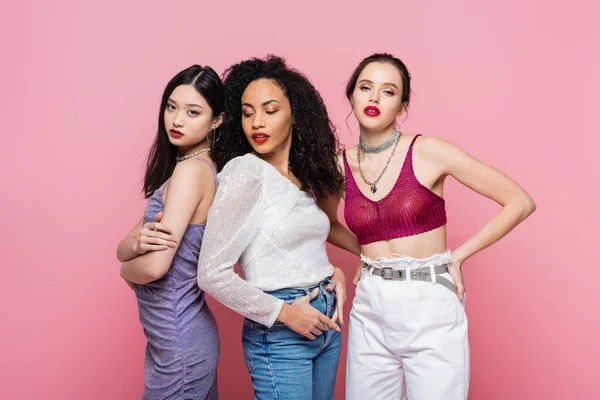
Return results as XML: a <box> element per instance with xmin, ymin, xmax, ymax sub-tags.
<box><xmin>346</xmin><ymin>252</ymin><xmax>470</xmax><ymax>400</ymax></box>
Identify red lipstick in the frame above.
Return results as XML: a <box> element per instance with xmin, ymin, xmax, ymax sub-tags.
<box><xmin>364</xmin><ymin>106</ymin><xmax>380</xmax><ymax>117</ymax></box>
<box><xmin>251</xmin><ymin>132</ymin><xmax>270</xmax><ymax>144</ymax></box>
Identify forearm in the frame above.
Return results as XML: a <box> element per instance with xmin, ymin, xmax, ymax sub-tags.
<box><xmin>453</xmin><ymin>199</ymin><xmax>535</xmax><ymax>263</ymax></box>
<box><xmin>117</xmin><ymin>235</ymin><xmax>140</xmax><ymax>262</ymax></box>
<box><xmin>327</xmin><ymin>222</ymin><xmax>361</xmax><ymax>256</ymax></box>
<box><xmin>120</xmin><ymin>255</ymin><xmax>164</xmax><ymax>284</ymax></box>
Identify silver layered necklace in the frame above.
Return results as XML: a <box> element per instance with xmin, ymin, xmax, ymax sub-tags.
<box><xmin>175</xmin><ymin>147</ymin><xmax>210</xmax><ymax>162</ymax></box>
<box><xmin>357</xmin><ymin>130</ymin><xmax>402</xmax><ymax>194</ymax></box>
<box><xmin>359</xmin><ymin>129</ymin><xmax>401</xmax><ymax>153</ymax></box>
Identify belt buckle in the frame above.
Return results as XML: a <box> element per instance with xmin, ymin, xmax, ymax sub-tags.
<box><xmin>415</xmin><ymin>270</ymin><xmax>429</xmax><ymax>281</ymax></box>
<box><xmin>381</xmin><ymin>268</ymin><xmax>403</xmax><ymax>280</ymax></box>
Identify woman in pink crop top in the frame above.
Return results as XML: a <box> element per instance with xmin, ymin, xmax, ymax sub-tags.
<box><xmin>320</xmin><ymin>53</ymin><xmax>536</xmax><ymax>400</ymax></box>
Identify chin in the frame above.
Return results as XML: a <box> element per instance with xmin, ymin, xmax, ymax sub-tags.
<box><xmin>355</xmin><ymin>119</ymin><xmax>382</xmax><ymax>131</ymax></box>
<box><xmin>257</xmin><ymin>146</ymin><xmax>277</xmax><ymax>155</ymax></box>
<box><xmin>248</xmin><ymin>142</ymin><xmax>271</xmax><ymax>154</ymax></box>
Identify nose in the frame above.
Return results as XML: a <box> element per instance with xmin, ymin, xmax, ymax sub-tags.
<box><xmin>369</xmin><ymin>91</ymin><xmax>380</xmax><ymax>104</ymax></box>
<box><xmin>251</xmin><ymin>112</ymin><xmax>265</xmax><ymax>129</ymax></box>
<box><xmin>173</xmin><ymin>111</ymin><xmax>184</xmax><ymax>128</ymax></box>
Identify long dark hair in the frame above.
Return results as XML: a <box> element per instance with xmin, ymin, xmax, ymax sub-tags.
<box><xmin>346</xmin><ymin>53</ymin><xmax>412</xmax><ymax>108</ymax></box>
<box><xmin>143</xmin><ymin>65</ymin><xmax>224</xmax><ymax>198</ymax></box>
<box><xmin>212</xmin><ymin>55</ymin><xmax>344</xmax><ymax>201</ymax></box>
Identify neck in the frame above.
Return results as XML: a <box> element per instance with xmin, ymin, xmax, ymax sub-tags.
<box><xmin>178</xmin><ymin>139</ymin><xmax>209</xmax><ymax>157</ymax></box>
<box><xmin>359</xmin><ymin>125</ymin><xmax>396</xmax><ymax>147</ymax></box>
<box><xmin>254</xmin><ymin>135</ymin><xmax>292</xmax><ymax>177</ymax></box>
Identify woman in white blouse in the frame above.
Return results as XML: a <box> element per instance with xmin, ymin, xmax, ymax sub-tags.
<box><xmin>197</xmin><ymin>56</ymin><xmax>347</xmax><ymax>399</ymax></box>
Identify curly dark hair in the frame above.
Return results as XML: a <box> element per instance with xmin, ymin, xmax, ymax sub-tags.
<box><xmin>212</xmin><ymin>55</ymin><xmax>344</xmax><ymax>201</ymax></box>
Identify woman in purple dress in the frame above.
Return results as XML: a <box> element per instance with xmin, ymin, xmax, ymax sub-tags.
<box><xmin>116</xmin><ymin>65</ymin><xmax>224</xmax><ymax>400</ymax></box>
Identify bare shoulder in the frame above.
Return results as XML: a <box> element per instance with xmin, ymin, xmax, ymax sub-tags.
<box><xmin>169</xmin><ymin>156</ymin><xmax>216</xmax><ymax>195</ymax></box>
<box><xmin>341</xmin><ymin>144</ymin><xmax>359</xmax><ymax>165</ymax></box>
<box><xmin>414</xmin><ymin>135</ymin><xmax>450</xmax><ymax>152</ymax></box>
<box><xmin>413</xmin><ymin>135</ymin><xmax>473</xmax><ymax>160</ymax></box>
<box><xmin>413</xmin><ymin>135</ymin><xmax>486</xmax><ymax>179</ymax></box>
<box><xmin>174</xmin><ymin>156</ymin><xmax>213</xmax><ymax>177</ymax></box>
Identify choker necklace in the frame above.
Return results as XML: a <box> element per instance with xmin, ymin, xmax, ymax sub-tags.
<box><xmin>176</xmin><ymin>147</ymin><xmax>210</xmax><ymax>162</ymax></box>
<box><xmin>359</xmin><ymin>129</ymin><xmax>402</xmax><ymax>153</ymax></box>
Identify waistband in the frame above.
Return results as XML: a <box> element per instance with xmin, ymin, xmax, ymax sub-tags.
<box><xmin>361</xmin><ymin>250</ymin><xmax>452</xmax><ymax>270</ymax></box>
<box><xmin>263</xmin><ymin>278</ymin><xmax>333</xmax><ymax>299</ymax></box>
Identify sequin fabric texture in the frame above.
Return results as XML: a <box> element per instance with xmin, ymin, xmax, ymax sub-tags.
<box><xmin>197</xmin><ymin>153</ymin><xmax>334</xmax><ymax>327</ymax></box>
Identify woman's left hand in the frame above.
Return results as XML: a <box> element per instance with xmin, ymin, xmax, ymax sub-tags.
<box><xmin>327</xmin><ymin>266</ymin><xmax>347</xmax><ymax>326</ymax></box>
<box><xmin>448</xmin><ymin>258</ymin><xmax>465</xmax><ymax>301</ymax></box>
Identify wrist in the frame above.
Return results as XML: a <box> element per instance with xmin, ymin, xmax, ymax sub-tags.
<box><xmin>277</xmin><ymin>303</ymin><xmax>290</xmax><ymax>324</ymax></box>
<box><xmin>452</xmin><ymin>248</ymin><xmax>467</xmax><ymax>265</ymax></box>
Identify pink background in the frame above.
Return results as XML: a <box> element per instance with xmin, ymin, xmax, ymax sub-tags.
<box><xmin>2</xmin><ymin>0</ymin><xmax>598</xmax><ymax>398</ymax></box>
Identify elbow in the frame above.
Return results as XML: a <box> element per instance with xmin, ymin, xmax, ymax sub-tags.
<box><xmin>116</xmin><ymin>243</ymin><xmax>126</xmax><ymax>263</ymax></box>
<box><xmin>116</xmin><ymin>250</ymin><xmax>127</xmax><ymax>263</ymax></box>
<box><xmin>196</xmin><ymin>271</ymin><xmax>211</xmax><ymax>289</ymax></box>
<box><xmin>527</xmin><ymin>198</ymin><xmax>537</xmax><ymax>216</ymax></box>
<box><xmin>140</xmin><ymin>259</ymin><xmax>169</xmax><ymax>282</ymax></box>
<box><xmin>119</xmin><ymin>264</ymin><xmax>142</xmax><ymax>283</ymax></box>
<box><xmin>518</xmin><ymin>193</ymin><xmax>536</xmax><ymax>221</ymax></box>
<box><xmin>147</xmin><ymin>263</ymin><xmax>169</xmax><ymax>281</ymax></box>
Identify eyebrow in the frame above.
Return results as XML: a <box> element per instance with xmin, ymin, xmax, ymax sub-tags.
<box><xmin>358</xmin><ymin>79</ymin><xmax>399</xmax><ymax>90</ymax></box>
<box><xmin>242</xmin><ymin>99</ymin><xmax>281</xmax><ymax>108</ymax></box>
<box><xmin>167</xmin><ymin>98</ymin><xmax>203</xmax><ymax>108</ymax></box>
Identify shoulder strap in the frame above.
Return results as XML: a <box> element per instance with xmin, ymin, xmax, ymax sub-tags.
<box><xmin>401</xmin><ymin>134</ymin><xmax>422</xmax><ymax>180</ymax></box>
<box><xmin>192</xmin><ymin>157</ymin><xmax>218</xmax><ymax>187</ymax></box>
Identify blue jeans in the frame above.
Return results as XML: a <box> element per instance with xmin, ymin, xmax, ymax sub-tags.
<box><xmin>242</xmin><ymin>279</ymin><xmax>342</xmax><ymax>400</ymax></box>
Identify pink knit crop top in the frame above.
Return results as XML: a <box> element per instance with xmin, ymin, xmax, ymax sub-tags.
<box><xmin>343</xmin><ymin>135</ymin><xmax>447</xmax><ymax>245</ymax></box>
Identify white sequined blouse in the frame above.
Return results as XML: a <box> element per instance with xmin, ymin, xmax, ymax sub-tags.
<box><xmin>197</xmin><ymin>153</ymin><xmax>334</xmax><ymax>327</ymax></box>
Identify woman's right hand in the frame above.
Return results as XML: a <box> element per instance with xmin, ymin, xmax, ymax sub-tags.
<box><xmin>132</xmin><ymin>212</ymin><xmax>177</xmax><ymax>255</ymax></box>
<box><xmin>277</xmin><ymin>288</ymin><xmax>341</xmax><ymax>340</ymax></box>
